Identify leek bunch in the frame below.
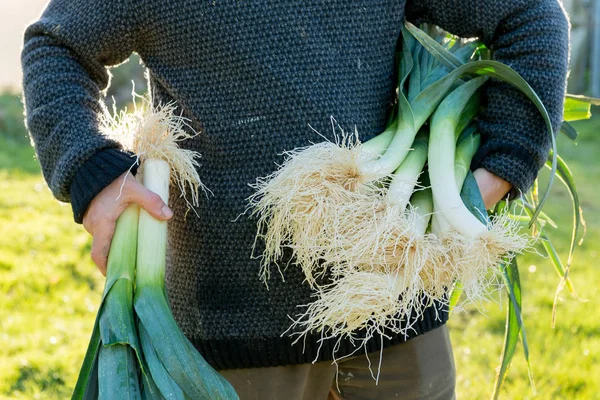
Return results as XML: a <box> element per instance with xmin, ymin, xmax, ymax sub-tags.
<box><xmin>73</xmin><ymin>102</ymin><xmax>238</xmax><ymax>399</ymax></box>
<box><xmin>251</xmin><ymin>22</ymin><xmax>595</xmax><ymax>397</ymax></box>
<box><xmin>248</xmin><ymin>28</ymin><xmax>479</xmax><ymax>287</ymax></box>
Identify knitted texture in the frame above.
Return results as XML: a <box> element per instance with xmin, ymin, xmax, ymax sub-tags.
<box><xmin>22</xmin><ymin>0</ymin><xmax>569</xmax><ymax>369</ymax></box>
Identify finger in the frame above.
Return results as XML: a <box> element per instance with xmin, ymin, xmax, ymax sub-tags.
<box><xmin>125</xmin><ymin>180</ymin><xmax>174</xmax><ymax>220</ymax></box>
<box><xmin>90</xmin><ymin>221</ymin><xmax>116</xmax><ymax>275</ymax></box>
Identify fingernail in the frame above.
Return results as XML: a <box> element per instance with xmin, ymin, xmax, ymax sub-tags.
<box><xmin>162</xmin><ymin>205</ymin><xmax>173</xmax><ymax>219</ymax></box>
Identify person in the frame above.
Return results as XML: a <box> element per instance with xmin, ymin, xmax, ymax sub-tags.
<box><xmin>21</xmin><ymin>0</ymin><xmax>569</xmax><ymax>398</ymax></box>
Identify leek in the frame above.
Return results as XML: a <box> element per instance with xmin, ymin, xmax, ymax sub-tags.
<box><xmin>281</xmin><ymin>22</ymin><xmax>592</xmax><ymax>399</ymax></box>
<box><xmin>249</xmin><ymin>26</ymin><xmax>477</xmax><ymax>288</ymax></box>
<box><xmin>429</xmin><ymin>76</ymin><xmax>490</xmax><ymax>237</ymax></box>
<box><xmin>73</xmin><ymin>102</ymin><xmax>239</xmax><ymax>400</ymax></box>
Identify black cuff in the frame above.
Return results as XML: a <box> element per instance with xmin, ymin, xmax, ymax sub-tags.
<box><xmin>70</xmin><ymin>148</ymin><xmax>138</xmax><ymax>223</ymax></box>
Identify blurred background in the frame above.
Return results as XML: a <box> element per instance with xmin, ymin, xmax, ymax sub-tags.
<box><xmin>0</xmin><ymin>1</ymin><xmax>599</xmax><ymax>399</ymax></box>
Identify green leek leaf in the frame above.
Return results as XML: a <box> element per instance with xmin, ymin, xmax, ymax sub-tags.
<box><xmin>135</xmin><ymin>288</ymin><xmax>238</xmax><ymax>399</ymax></box>
<box><xmin>518</xmin><ymin>200</ymin><xmax>558</xmax><ymax>229</ymax></box>
<box><xmin>404</xmin><ymin>22</ymin><xmax>556</xmax><ymax>226</ymax></box>
<box><xmin>399</xmin><ymin>25</ymin><xmax>415</xmax><ymax>97</ymax></box>
<box><xmin>405</xmin><ymin>21</ymin><xmax>463</xmax><ymax>70</ymax></box>
<box><xmin>493</xmin><ymin>257</ymin><xmax>534</xmax><ymax>399</ymax></box>
<box><xmin>544</xmin><ymin>152</ymin><xmax>584</xmax><ymax>274</ymax></box>
<box><xmin>460</xmin><ymin>171</ymin><xmax>489</xmax><ymax>224</ymax></box>
<box><xmin>98</xmin><ymin>344</ymin><xmax>142</xmax><ymax>399</ymax></box>
<box><xmin>560</xmin><ymin>121</ymin><xmax>579</xmax><ymax>142</ymax></box>
<box><xmin>408</xmin><ymin>43</ymin><xmax>422</xmax><ymax>103</ymax></box>
<box><xmin>100</xmin><ymin>280</ymin><xmax>139</xmax><ymax>348</ymax></box>
<box><xmin>138</xmin><ymin>327</ymin><xmax>170</xmax><ymax>400</ymax></box>
<box><xmin>141</xmin><ymin>370</ymin><xmax>166</xmax><ymax>400</ymax></box>
<box><xmin>565</xmin><ymin>93</ymin><xmax>600</xmax><ymax>105</ymax></box>
<box><xmin>522</xmin><ymin>206</ymin><xmax>576</xmax><ymax>296</ymax></box>
<box><xmin>539</xmin><ymin>233</ymin><xmax>576</xmax><ymax>298</ymax></box>
<box><xmin>72</xmin><ymin>321</ymin><xmax>101</xmax><ymax>400</ymax></box>
<box><xmin>448</xmin><ymin>282</ymin><xmax>463</xmax><ymax>315</ymax></box>
<box><xmin>455</xmin><ymin>92</ymin><xmax>482</xmax><ymax>140</ymax></box>
<box><xmin>138</xmin><ymin>322</ymin><xmax>186</xmax><ymax>400</ymax></box>
<box><xmin>98</xmin><ymin>205</ymin><xmax>145</xmax><ymax>370</ymax></box>
<box><xmin>182</xmin><ymin>335</ymin><xmax>240</xmax><ymax>400</ymax></box>
<box><xmin>563</xmin><ymin>96</ymin><xmax>592</xmax><ymax>122</ymax></box>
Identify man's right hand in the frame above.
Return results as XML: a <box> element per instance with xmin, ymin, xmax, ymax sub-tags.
<box><xmin>82</xmin><ymin>172</ymin><xmax>173</xmax><ymax>275</ymax></box>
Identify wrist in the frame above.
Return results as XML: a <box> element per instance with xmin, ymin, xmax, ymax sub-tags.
<box><xmin>71</xmin><ymin>149</ymin><xmax>138</xmax><ymax>223</ymax></box>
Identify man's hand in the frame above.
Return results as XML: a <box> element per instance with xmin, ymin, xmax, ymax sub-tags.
<box><xmin>82</xmin><ymin>173</ymin><xmax>173</xmax><ymax>275</ymax></box>
<box><xmin>473</xmin><ymin>168</ymin><xmax>512</xmax><ymax>210</ymax></box>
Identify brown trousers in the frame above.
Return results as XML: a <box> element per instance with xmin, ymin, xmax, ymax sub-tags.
<box><xmin>220</xmin><ymin>326</ymin><xmax>456</xmax><ymax>400</ymax></box>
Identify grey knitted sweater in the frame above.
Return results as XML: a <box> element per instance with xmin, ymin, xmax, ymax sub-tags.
<box><xmin>22</xmin><ymin>0</ymin><xmax>569</xmax><ymax>369</ymax></box>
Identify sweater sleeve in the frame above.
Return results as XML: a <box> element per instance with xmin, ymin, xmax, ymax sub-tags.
<box><xmin>406</xmin><ymin>0</ymin><xmax>570</xmax><ymax>198</ymax></box>
<box><xmin>21</xmin><ymin>0</ymin><xmax>140</xmax><ymax>223</ymax></box>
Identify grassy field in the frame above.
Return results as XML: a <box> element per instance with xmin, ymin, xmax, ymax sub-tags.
<box><xmin>0</xmin><ymin>92</ymin><xmax>598</xmax><ymax>399</ymax></box>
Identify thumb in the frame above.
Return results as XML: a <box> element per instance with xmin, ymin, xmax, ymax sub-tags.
<box><xmin>126</xmin><ymin>179</ymin><xmax>174</xmax><ymax>220</ymax></box>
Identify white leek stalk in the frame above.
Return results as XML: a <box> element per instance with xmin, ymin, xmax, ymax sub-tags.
<box><xmin>128</xmin><ymin>104</ymin><xmax>238</xmax><ymax>400</ymax></box>
<box><xmin>429</xmin><ymin>78</ymin><xmax>529</xmax><ymax>307</ymax></box>
<box><xmin>429</xmin><ymin>77</ymin><xmax>489</xmax><ymax>237</ymax></box>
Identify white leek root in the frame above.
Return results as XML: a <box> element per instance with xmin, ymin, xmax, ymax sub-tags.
<box><xmin>249</xmin><ymin>129</ymin><xmax>390</xmax><ymax>286</ymax></box>
<box><xmin>438</xmin><ymin>212</ymin><xmax>530</xmax><ymax>306</ymax></box>
<box><xmin>287</xmin><ymin>270</ymin><xmax>406</xmax><ymax>350</ymax></box>
<box><xmin>103</xmin><ymin>100</ymin><xmax>205</xmax><ymax>208</ymax></box>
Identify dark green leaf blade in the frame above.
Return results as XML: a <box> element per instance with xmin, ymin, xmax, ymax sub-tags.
<box><xmin>134</xmin><ymin>287</ymin><xmax>239</xmax><ymax>399</ymax></box>
<box><xmin>405</xmin><ymin>22</ymin><xmax>557</xmax><ymax>223</ymax></box>
<box><xmin>460</xmin><ymin>171</ymin><xmax>489</xmax><ymax>224</ymax></box>
<box><xmin>545</xmin><ymin>152</ymin><xmax>584</xmax><ymax>269</ymax></box>
<box><xmin>100</xmin><ymin>280</ymin><xmax>137</xmax><ymax>343</ymax></box>
<box><xmin>138</xmin><ymin>329</ymin><xmax>173</xmax><ymax>400</ymax></box>
<box><xmin>138</xmin><ymin>322</ymin><xmax>186</xmax><ymax>400</ymax></box>
<box><xmin>410</xmin><ymin>60</ymin><xmax>556</xmax><ymax>211</ymax></box>
<box><xmin>135</xmin><ymin>289</ymin><xmax>209</xmax><ymax>399</ymax></box>
<box><xmin>458</xmin><ymin>59</ymin><xmax>556</xmax><ymax>227</ymax></box>
<box><xmin>405</xmin><ymin>21</ymin><xmax>464</xmax><ymax>70</ymax></box>
<box><xmin>408</xmin><ymin>42</ymin><xmax>422</xmax><ymax>103</ymax></box>
<box><xmin>99</xmin><ymin>278</ymin><xmax>144</xmax><ymax>371</ymax></box>
<box><xmin>98</xmin><ymin>205</ymin><xmax>145</xmax><ymax>370</ymax></box>
<box><xmin>141</xmin><ymin>370</ymin><xmax>166</xmax><ymax>400</ymax></box>
<box><xmin>560</xmin><ymin>121</ymin><xmax>578</xmax><ymax>142</ymax></box>
<box><xmin>72</xmin><ymin>315</ymin><xmax>102</xmax><ymax>399</ymax></box>
<box><xmin>98</xmin><ymin>344</ymin><xmax>142</xmax><ymax>399</ymax></box>
<box><xmin>182</xmin><ymin>334</ymin><xmax>240</xmax><ymax>400</ymax></box>
<box><xmin>82</xmin><ymin>351</ymin><xmax>99</xmax><ymax>400</ymax></box>
<box><xmin>493</xmin><ymin>257</ymin><xmax>534</xmax><ymax>399</ymax></box>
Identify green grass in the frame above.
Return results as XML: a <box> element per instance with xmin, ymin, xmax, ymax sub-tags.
<box><xmin>0</xmin><ymin>103</ymin><xmax>103</xmax><ymax>399</ymax></box>
<box><xmin>0</xmin><ymin>94</ymin><xmax>599</xmax><ymax>399</ymax></box>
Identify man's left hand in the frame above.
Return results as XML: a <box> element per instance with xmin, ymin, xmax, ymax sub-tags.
<box><xmin>473</xmin><ymin>168</ymin><xmax>512</xmax><ymax>210</ymax></box>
